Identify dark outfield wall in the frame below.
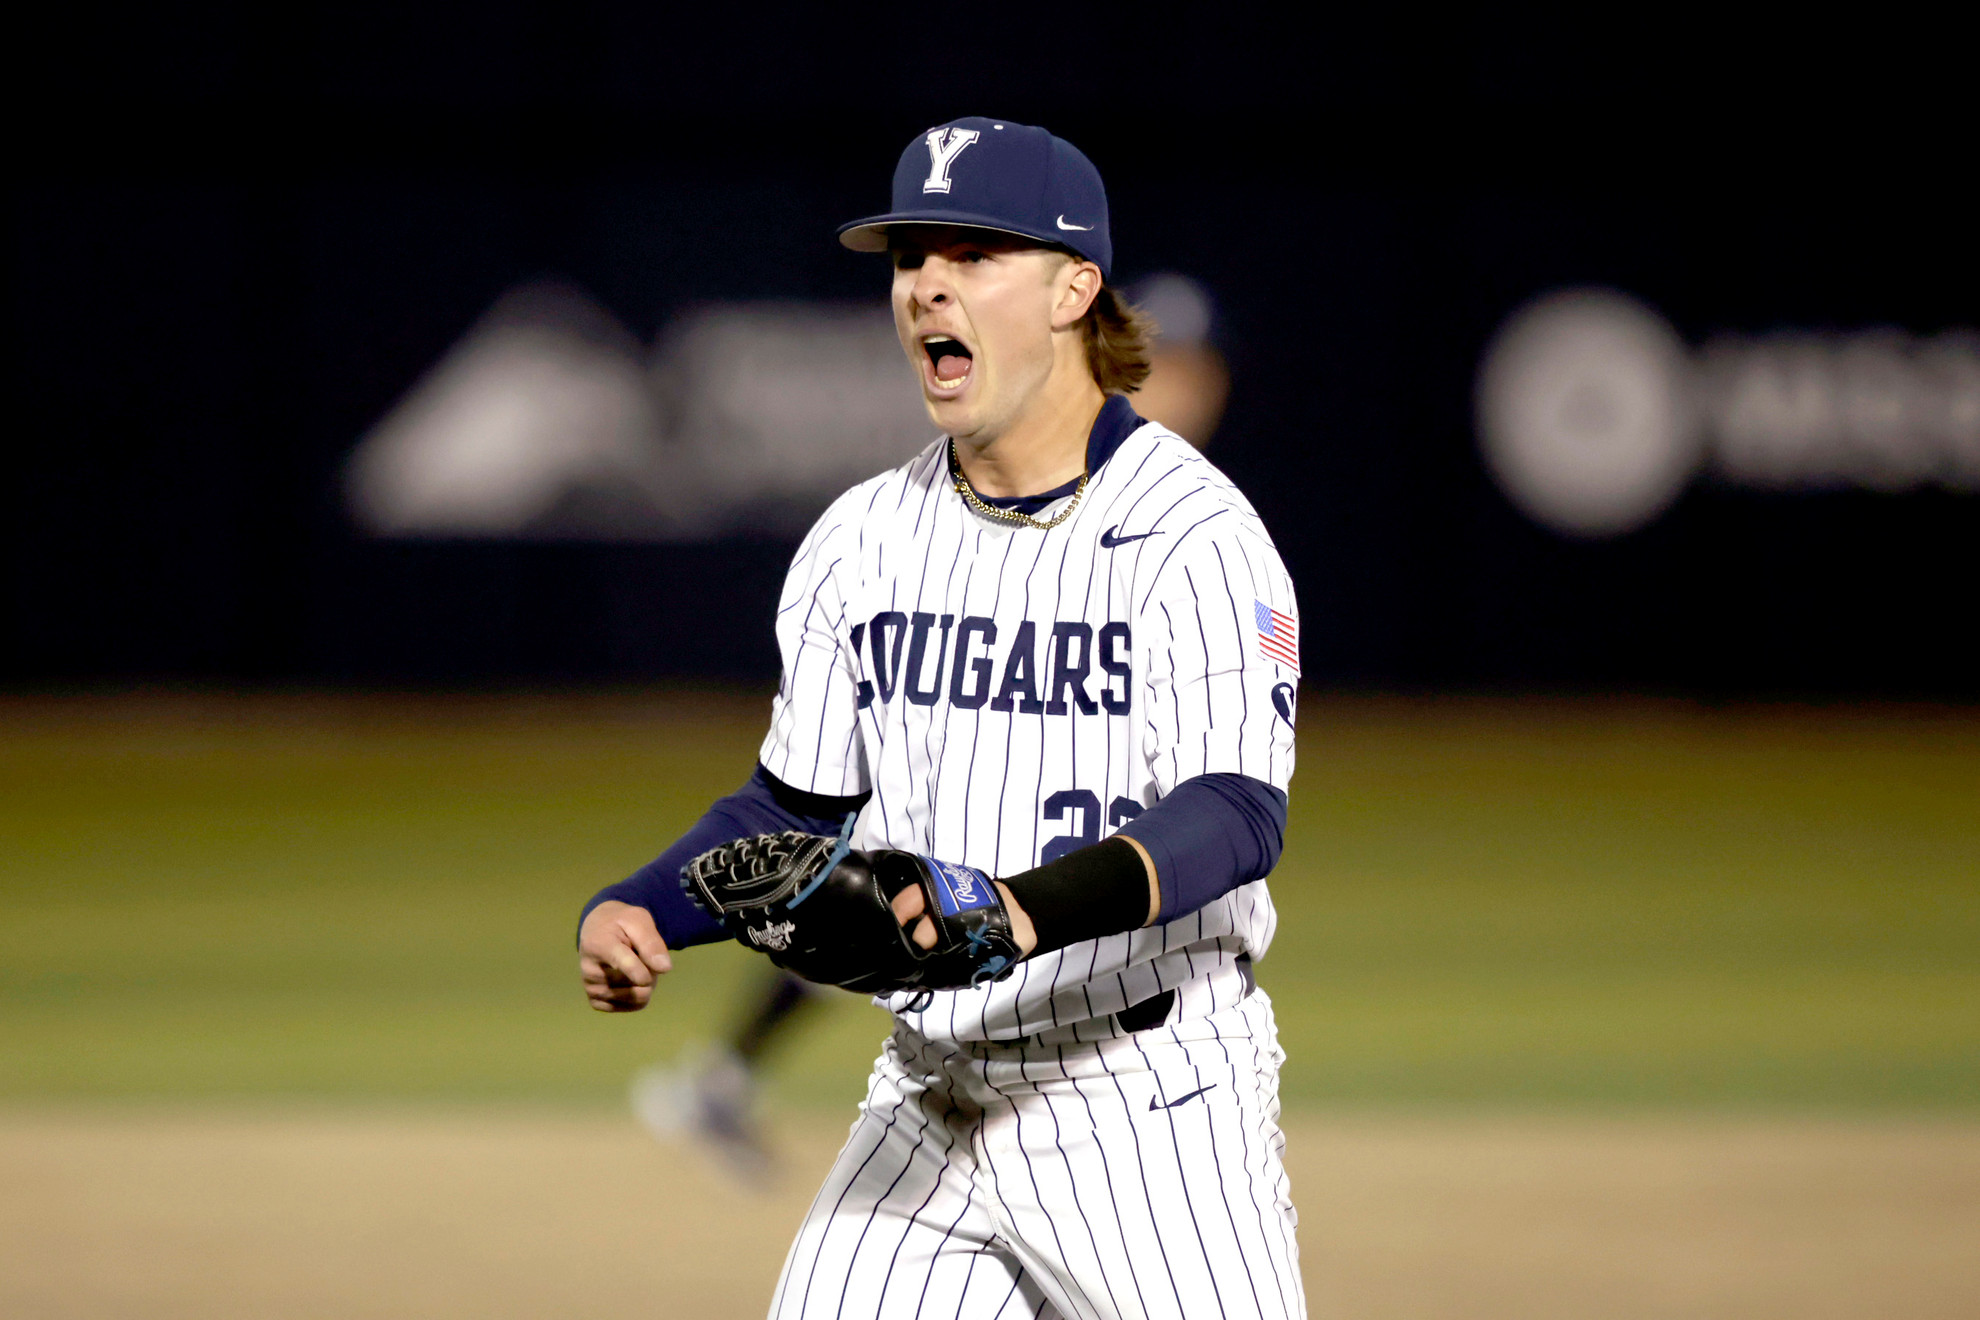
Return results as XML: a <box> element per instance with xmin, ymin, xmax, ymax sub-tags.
<box><xmin>7</xmin><ymin>18</ymin><xmax>1976</xmax><ymax>695</ymax></box>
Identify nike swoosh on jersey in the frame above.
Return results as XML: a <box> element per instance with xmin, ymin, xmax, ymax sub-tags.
<box><xmin>1100</xmin><ymin>525</ymin><xmax>1162</xmax><ymax>548</ymax></box>
<box><xmin>1055</xmin><ymin>215</ymin><xmax>1094</xmax><ymax>231</ymax></box>
<box><xmin>1149</xmin><ymin>1084</ymin><xmax>1218</xmax><ymax>1111</ymax></box>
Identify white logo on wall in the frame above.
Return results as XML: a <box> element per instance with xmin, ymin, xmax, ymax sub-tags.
<box><xmin>921</xmin><ymin>128</ymin><xmax>980</xmax><ymax>194</ymax></box>
<box><xmin>1477</xmin><ymin>288</ymin><xmax>1980</xmax><ymax>537</ymax></box>
<box><xmin>343</xmin><ymin>282</ymin><xmax>941</xmax><ymax>541</ymax></box>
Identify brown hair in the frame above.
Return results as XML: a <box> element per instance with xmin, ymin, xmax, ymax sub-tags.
<box><xmin>1079</xmin><ymin>285</ymin><xmax>1157</xmax><ymax>394</ymax></box>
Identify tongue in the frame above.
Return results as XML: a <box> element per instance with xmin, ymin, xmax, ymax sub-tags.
<box><xmin>935</xmin><ymin>353</ymin><xmax>973</xmax><ymax>382</ymax></box>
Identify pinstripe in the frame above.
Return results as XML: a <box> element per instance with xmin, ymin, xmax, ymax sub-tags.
<box><xmin>803</xmin><ymin>557</ymin><xmax>847</xmax><ymax>775</ymax></box>
<box><xmin>780</xmin><ymin>516</ymin><xmax>830</xmax><ymax>615</ymax></box>
<box><xmin>1130</xmin><ymin>1035</ymin><xmax>1228</xmax><ymax>1319</ymax></box>
<box><xmin>1093</xmin><ymin>1036</ymin><xmax>1189</xmax><ymax>1317</ymax></box>
<box><xmin>1208</xmin><ymin>1017</ymin><xmax>1297</xmax><ymax>1320</ymax></box>
<box><xmin>986</xmin><ymin>1056</ymin><xmax>1101</xmax><ymax>1320</ymax></box>
<box><xmin>989</xmin><ymin>1267</ymin><xmax>1028</xmax><ymax>1320</ymax></box>
<box><xmin>1183</xmin><ymin>568</ymin><xmax>1213</xmax><ymax>733</ymax></box>
<box><xmin>1052</xmin><ymin>1045</ymin><xmax>1155</xmax><ymax>1318</ymax></box>
<box><xmin>940</xmin><ymin>523</ymin><xmax>1020</xmax><ymax>1044</ymax></box>
<box><xmin>874</xmin><ymin>1112</ymin><xmax>966</xmax><ymax>1317</ymax></box>
<box><xmin>1028</xmin><ymin>1070</ymin><xmax>1125</xmax><ymax>1319</ymax></box>
<box><xmin>834</xmin><ymin>1102</ymin><xmax>941</xmax><ymax>1319</ymax></box>
<box><xmin>789</xmin><ymin>1086</ymin><xmax>915</xmax><ymax>1318</ymax></box>
<box><xmin>954</xmin><ymin>525</ymin><xmax>1013</xmax><ymax>855</ymax></box>
<box><xmin>909</xmin><ymin>1167</ymin><xmax>980</xmax><ymax>1319</ymax></box>
<box><xmin>1209</xmin><ymin>543</ymin><xmax>1253</xmax><ymax>772</ymax></box>
<box><xmin>903</xmin><ymin>478</ymin><xmax>954</xmax><ymax>848</ymax></box>
<box><xmin>981</xmin><ymin>522</ymin><xmax>1055</xmax><ymax>1040</ymax></box>
<box><xmin>1135</xmin><ymin>508</ymin><xmax>1232</xmax><ymax>615</ymax></box>
<box><xmin>1109</xmin><ymin>458</ymin><xmax>1194</xmax><ymax>542</ymax></box>
<box><xmin>1086</xmin><ymin>441</ymin><xmax>1157</xmax><ymax>535</ymax></box>
<box><xmin>1180</xmin><ymin>1037</ymin><xmax>1269</xmax><ymax>1320</ymax></box>
<box><xmin>1031</xmin><ymin>493</ymin><xmax>1089</xmax><ymax>1028</ymax></box>
<box><xmin>1155</xmin><ymin>602</ymin><xmax>1182</xmax><ymax>791</ymax></box>
<box><xmin>991</xmin><ymin>522</ymin><xmax>1054</xmax><ymax>867</ymax></box>
<box><xmin>928</xmin><ymin>513</ymin><xmax>975</xmax><ymax>853</ymax></box>
<box><xmin>894</xmin><ymin>464</ymin><xmax>946</xmax><ymax>839</ymax></box>
<box><xmin>869</xmin><ymin>571</ymin><xmax>905</xmax><ymax>848</ymax></box>
<box><xmin>1241</xmin><ymin>1002</ymin><xmax>1305</xmax><ymax>1310</ymax></box>
<box><xmin>1134</xmin><ymin>484</ymin><xmax>1211</xmax><ymax>552</ymax></box>
<box><xmin>950</xmin><ymin>1251</ymin><xmax>983</xmax><ymax>1320</ymax></box>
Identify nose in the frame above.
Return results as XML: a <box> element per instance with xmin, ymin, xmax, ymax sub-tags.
<box><xmin>909</xmin><ymin>256</ymin><xmax>954</xmax><ymax>311</ymax></box>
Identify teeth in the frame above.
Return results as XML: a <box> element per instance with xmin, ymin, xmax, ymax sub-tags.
<box><xmin>934</xmin><ymin>375</ymin><xmax>967</xmax><ymax>389</ymax></box>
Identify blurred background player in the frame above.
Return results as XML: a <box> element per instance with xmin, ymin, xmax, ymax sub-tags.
<box><xmin>625</xmin><ymin>273</ymin><xmax>1233</xmax><ymax>1180</ymax></box>
<box><xmin>1127</xmin><ymin>273</ymin><xmax>1228</xmax><ymax>448</ymax></box>
<box><xmin>628</xmin><ymin>968</ymin><xmax>827</xmax><ymax>1180</ymax></box>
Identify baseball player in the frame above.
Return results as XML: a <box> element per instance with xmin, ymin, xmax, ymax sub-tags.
<box><xmin>629</xmin><ymin>967</ymin><xmax>829</xmax><ymax>1181</ymax></box>
<box><xmin>579</xmin><ymin>116</ymin><xmax>1304</xmax><ymax>1319</ymax></box>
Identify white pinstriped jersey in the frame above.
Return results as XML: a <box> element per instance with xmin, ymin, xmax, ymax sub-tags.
<box><xmin>760</xmin><ymin>413</ymin><xmax>1299</xmax><ymax>1043</ymax></box>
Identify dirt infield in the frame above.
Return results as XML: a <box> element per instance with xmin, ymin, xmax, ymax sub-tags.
<box><xmin>4</xmin><ymin>1110</ymin><xmax>1975</xmax><ymax>1319</ymax></box>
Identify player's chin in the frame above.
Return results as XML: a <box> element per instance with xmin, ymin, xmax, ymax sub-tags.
<box><xmin>922</xmin><ymin>390</ymin><xmax>981</xmax><ymax>434</ymax></box>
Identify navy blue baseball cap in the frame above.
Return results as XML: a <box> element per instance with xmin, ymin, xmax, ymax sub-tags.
<box><xmin>838</xmin><ymin>117</ymin><xmax>1113</xmax><ymax>280</ymax></box>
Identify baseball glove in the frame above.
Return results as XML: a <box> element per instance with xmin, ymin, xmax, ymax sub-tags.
<box><xmin>680</xmin><ymin>818</ymin><xmax>1020</xmax><ymax>994</ymax></box>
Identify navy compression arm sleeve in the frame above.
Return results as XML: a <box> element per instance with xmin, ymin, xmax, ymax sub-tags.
<box><xmin>1114</xmin><ymin>772</ymin><xmax>1287</xmax><ymax>924</ymax></box>
<box><xmin>999</xmin><ymin>772</ymin><xmax>1287</xmax><ymax>954</ymax></box>
<box><xmin>577</xmin><ymin>766</ymin><xmax>870</xmax><ymax>948</ymax></box>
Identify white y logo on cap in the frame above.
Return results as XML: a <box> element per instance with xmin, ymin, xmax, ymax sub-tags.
<box><xmin>922</xmin><ymin>128</ymin><xmax>981</xmax><ymax>194</ymax></box>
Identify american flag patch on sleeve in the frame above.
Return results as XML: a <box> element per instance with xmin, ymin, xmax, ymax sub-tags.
<box><xmin>1254</xmin><ymin>600</ymin><xmax>1300</xmax><ymax>674</ymax></box>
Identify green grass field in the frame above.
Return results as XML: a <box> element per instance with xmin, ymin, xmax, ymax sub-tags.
<box><xmin>3</xmin><ymin>692</ymin><xmax>1976</xmax><ymax>1111</ymax></box>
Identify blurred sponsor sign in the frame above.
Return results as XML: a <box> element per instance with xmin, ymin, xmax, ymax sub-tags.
<box><xmin>1477</xmin><ymin>288</ymin><xmax>1980</xmax><ymax>536</ymax></box>
<box><xmin>346</xmin><ymin>276</ymin><xmax>1223</xmax><ymax>542</ymax></box>
<box><xmin>345</xmin><ymin>282</ymin><xmax>929</xmax><ymax>541</ymax></box>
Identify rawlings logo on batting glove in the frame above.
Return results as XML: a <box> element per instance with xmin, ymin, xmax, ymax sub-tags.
<box><xmin>905</xmin><ymin>856</ymin><xmax>1014</xmax><ymax>986</ymax></box>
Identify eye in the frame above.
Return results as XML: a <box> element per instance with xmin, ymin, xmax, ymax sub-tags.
<box><xmin>958</xmin><ymin>249</ymin><xmax>988</xmax><ymax>263</ymax></box>
<box><xmin>892</xmin><ymin>250</ymin><xmax>925</xmax><ymax>270</ymax></box>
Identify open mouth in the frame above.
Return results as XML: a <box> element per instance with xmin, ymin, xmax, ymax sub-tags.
<box><xmin>922</xmin><ymin>335</ymin><xmax>974</xmax><ymax>390</ymax></box>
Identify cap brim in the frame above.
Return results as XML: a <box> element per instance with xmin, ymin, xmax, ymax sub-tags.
<box><xmin>837</xmin><ymin>211</ymin><xmax>1072</xmax><ymax>255</ymax></box>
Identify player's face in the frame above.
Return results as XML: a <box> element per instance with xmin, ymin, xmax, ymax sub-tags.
<box><xmin>890</xmin><ymin>228</ymin><xmax>1084</xmax><ymax>440</ymax></box>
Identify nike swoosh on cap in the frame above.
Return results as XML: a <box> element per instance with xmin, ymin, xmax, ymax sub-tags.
<box><xmin>1055</xmin><ymin>215</ymin><xmax>1094</xmax><ymax>231</ymax></box>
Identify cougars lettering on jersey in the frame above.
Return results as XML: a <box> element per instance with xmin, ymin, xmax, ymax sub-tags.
<box><xmin>760</xmin><ymin>415</ymin><xmax>1299</xmax><ymax>1042</ymax></box>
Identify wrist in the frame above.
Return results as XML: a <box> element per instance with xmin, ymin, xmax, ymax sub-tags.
<box><xmin>993</xmin><ymin>882</ymin><xmax>1039</xmax><ymax>956</ymax></box>
<box><xmin>999</xmin><ymin>837</ymin><xmax>1154</xmax><ymax>958</ymax></box>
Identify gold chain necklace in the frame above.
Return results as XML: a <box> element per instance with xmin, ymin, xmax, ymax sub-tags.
<box><xmin>948</xmin><ymin>439</ymin><xmax>1090</xmax><ymax>531</ymax></box>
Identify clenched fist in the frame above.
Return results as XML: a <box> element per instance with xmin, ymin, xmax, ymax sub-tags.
<box><xmin>578</xmin><ymin>901</ymin><xmax>672</xmax><ymax>1011</ymax></box>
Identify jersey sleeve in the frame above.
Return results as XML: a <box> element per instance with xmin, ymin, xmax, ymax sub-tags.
<box><xmin>757</xmin><ymin>498</ymin><xmax>871</xmax><ymax>797</ymax></box>
<box><xmin>1138</xmin><ymin>512</ymin><xmax>1300</xmax><ymax>796</ymax></box>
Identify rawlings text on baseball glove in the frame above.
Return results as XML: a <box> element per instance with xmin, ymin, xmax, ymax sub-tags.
<box><xmin>680</xmin><ymin>817</ymin><xmax>1021</xmax><ymax>994</ymax></box>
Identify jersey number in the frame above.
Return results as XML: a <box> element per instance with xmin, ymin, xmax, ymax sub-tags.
<box><xmin>1040</xmin><ymin>789</ymin><xmax>1144</xmax><ymax>864</ymax></box>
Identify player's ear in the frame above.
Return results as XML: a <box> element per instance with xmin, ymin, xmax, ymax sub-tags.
<box><xmin>1051</xmin><ymin>258</ymin><xmax>1103</xmax><ymax>330</ymax></box>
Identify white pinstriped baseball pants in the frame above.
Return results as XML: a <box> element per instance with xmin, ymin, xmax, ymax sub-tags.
<box><xmin>767</xmin><ymin>991</ymin><xmax>1306</xmax><ymax>1320</ymax></box>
